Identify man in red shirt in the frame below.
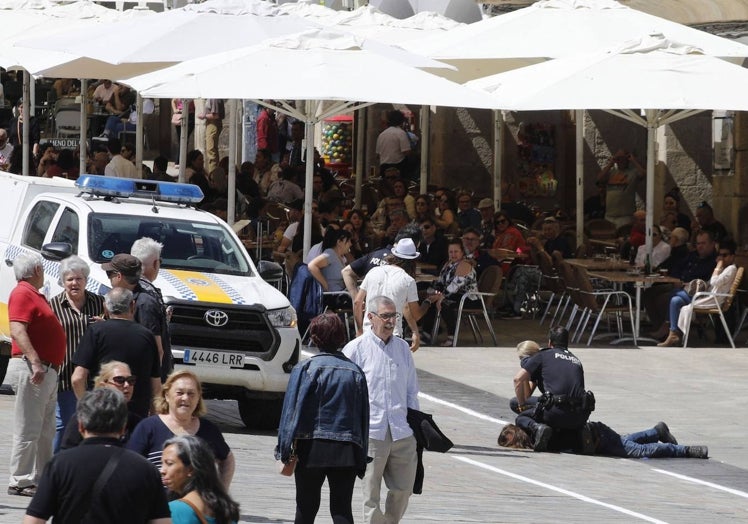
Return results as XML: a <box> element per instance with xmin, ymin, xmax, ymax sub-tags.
<box><xmin>6</xmin><ymin>253</ymin><xmax>66</xmax><ymax>497</ymax></box>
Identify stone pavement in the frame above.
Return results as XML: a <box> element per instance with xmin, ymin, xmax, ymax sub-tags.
<box><xmin>0</xmin><ymin>318</ymin><xmax>746</xmax><ymax>522</ymax></box>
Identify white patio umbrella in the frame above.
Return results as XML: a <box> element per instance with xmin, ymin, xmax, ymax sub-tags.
<box><xmin>466</xmin><ymin>34</ymin><xmax>748</xmax><ymax>256</ymax></box>
<box><xmin>405</xmin><ymin>0</ymin><xmax>748</xmax><ymax>82</ymax></box>
<box><xmin>123</xmin><ymin>29</ymin><xmax>499</xmax><ymax>255</ymax></box>
<box><xmin>404</xmin><ymin>0</ymin><xmax>748</xmax><ymax>246</ymax></box>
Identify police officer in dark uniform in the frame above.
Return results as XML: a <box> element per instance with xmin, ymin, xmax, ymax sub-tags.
<box><xmin>512</xmin><ymin>326</ymin><xmax>594</xmax><ymax>451</ymax></box>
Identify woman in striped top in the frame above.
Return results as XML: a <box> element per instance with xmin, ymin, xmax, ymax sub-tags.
<box><xmin>49</xmin><ymin>255</ymin><xmax>105</xmax><ymax>453</ymax></box>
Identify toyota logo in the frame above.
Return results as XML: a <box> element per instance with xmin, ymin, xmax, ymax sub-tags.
<box><xmin>204</xmin><ymin>310</ymin><xmax>229</xmax><ymax>327</ymax></box>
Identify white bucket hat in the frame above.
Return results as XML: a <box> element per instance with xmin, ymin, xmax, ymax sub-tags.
<box><xmin>391</xmin><ymin>238</ymin><xmax>420</xmax><ymax>260</ymax></box>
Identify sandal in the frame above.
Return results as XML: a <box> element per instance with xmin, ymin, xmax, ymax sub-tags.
<box><xmin>7</xmin><ymin>485</ymin><xmax>36</xmax><ymax>497</ymax></box>
<box><xmin>440</xmin><ymin>337</ymin><xmax>454</xmax><ymax>347</ymax></box>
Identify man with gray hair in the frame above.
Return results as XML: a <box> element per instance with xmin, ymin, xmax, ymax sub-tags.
<box><xmin>343</xmin><ymin>295</ymin><xmax>420</xmax><ymax>524</ymax></box>
<box><xmin>131</xmin><ymin>237</ymin><xmax>172</xmax><ymax>381</ymax></box>
<box><xmin>71</xmin><ymin>287</ymin><xmax>161</xmax><ymax>419</ymax></box>
<box><xmin>23</xmin><ymin>389</ymin><xmax>171</xmax><ymax>524</ymax></box>
<box><xmin>7</xmin><ymin>253</ymin><xmax>66</xmax><ymax>497</ymax></box>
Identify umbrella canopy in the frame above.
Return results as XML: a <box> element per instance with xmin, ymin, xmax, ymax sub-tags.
<box><xmin>124</xmin><ymin>29</ymin><xmax>495</xmax><ymax>112</ymax></box>
<box><xmin>466</xmin><ymin>34</ymin><xmax>748</xmax><ymax>261</ymax></box>
<box><xmin>466</xmin><ymin>35</ymin><xmax>748</xmax><ymax>115</ymax></box>
<box><xmin>16</xmin><ymin>9</ymin><xmax>316</xmax><ymax>77</ymax></box>
<box><xmin>123</xmin><ymin>28</ymin><xmax>499</xmax><ymax>255</ymax></box>
<box><xmin>405</xmin><ymin>0</ymin><xmax>748</xmax><ymax>82</ymax></box>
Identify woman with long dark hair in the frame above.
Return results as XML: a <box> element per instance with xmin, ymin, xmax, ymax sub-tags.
<box><xmin>276</xmin><ymin>313</ymin><xmax>369</xmax><ymax>524</ymax></box>
<box><xmin>161</xmin><ymin>435</ymin><xmax>240</xmax><ymax>524</ymax></box>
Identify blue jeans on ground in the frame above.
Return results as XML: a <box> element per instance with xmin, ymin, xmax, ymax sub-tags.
<box><xmin>54</xmin><ymin>389</ymin><xmax>77</xmax><ymax>453</ymax></box>
<box><xmin>597</xmin><ymin>423</ymin><xmax>687</xmax><ymax>458</ymax></box>
<box><xmin>668</xmin><ymin>289</ymin><xmax>692</xmax><ymax>330</ymax></box>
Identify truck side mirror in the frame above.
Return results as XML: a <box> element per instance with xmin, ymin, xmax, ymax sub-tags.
<box><xmin>257</xmin><ymin>260</ymin><xmax>284</xmax><ymax>283</ymax></box>
<box><xmin>41</xmin><ymin>242</ymin><xmax>73</xmax><ymax>261</ymax></box>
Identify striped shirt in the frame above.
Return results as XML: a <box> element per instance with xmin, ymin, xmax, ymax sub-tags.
<box><xmin>49</xmin><ymin>291</ymin><xmax>105</xmax><ymax>392</ymax></box>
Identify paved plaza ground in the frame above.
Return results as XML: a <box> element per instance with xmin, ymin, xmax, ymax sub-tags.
<box><xmin>0</xmin><ymin>316</ymin><xmax>746</xmax><ymax>523</ymax></box>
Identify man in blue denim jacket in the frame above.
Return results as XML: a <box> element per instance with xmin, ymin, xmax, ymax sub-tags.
<box><xmin>344</xmin><ymin>295</ymin><xmax>420</xmax><ymax>524</ymax></box>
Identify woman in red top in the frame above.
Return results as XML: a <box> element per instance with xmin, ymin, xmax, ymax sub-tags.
<box><xmin>492</xmin><ymin>212</ymin><xmax>527</xmax><ymax>252</ymax></box>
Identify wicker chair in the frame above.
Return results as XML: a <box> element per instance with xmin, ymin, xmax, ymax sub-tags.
<box><xmin>682</xmin><ymin>266</ymin><xmax>744</xmax><ymax>348</ymax></box>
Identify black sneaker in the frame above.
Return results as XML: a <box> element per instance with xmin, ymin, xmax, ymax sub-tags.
<box><xmin>654</xmin><ymin>421</ymin><xmax>678</xmax><ymax>445</ymax></box>
<box><xmin>685</xmin><ymin>446</ymin><xmax>709</xmax><ymax>459</ymax></box>
<box><xmin>533</xmin><ymin>424</ymin><xmax>552</xmax><ymax>452</ymax></box>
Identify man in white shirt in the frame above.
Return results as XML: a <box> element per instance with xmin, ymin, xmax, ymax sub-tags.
<box><xmin>354</xmin><ymin>238</ymin><xmax>437</xmax><ymax>352</ymax></box>
<box><xmin>375</xmin><ymin>110</ymin><xmax>411</xmax><ymax>178</ymax></box>
<box><xmin>104</xmin><ymin>139</ymin><xmax>138</xmax><ymax>179</ymax></box>
<box><xmin>343</xmin><ymin>295</ymin><xmax>420</xmax><ymax>524</ymax></box>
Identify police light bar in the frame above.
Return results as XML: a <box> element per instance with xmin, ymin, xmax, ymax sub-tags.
<box><xmin>75</xmin><ymin>175</ymin><xmax>204</xmax><ymax>204</ymax></box>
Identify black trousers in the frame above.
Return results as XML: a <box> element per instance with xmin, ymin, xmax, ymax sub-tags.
<box><xmin>294</xmin><ymin>465</ymin><xmax>358</xmax><ymax>524</ymax></box>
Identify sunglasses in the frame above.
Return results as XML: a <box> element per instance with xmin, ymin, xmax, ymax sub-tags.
<box><xmin>371</xmin><ymin>312</ymin><xmax>400</xmax><ymax>321</ymax></box>
<box><xmin>108</xmin><ymin>375</ymin><xmax>137</xmax><ymax>386</ymax></box>
<box><xmin>497</xmin><ymin>219</ymin><xmax>508</xmax><ymax>224</ymax></box>
<box><xmin>421</xmin><ymin>224</ymin><xmax>433</xmax><ymax>230</ymax></box>
<box><xmin>718</xmin><ymin>252</ymin><xmax>731</xmax><ymax>257</ymax></box>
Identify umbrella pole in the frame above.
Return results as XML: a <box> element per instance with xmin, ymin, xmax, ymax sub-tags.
<box><xmin>355</xmin><ymin>107</ymin><xmax>364</xmax><ymax>209</ymax></box>
<box><xmin>645</xmin><ymin>109</ymin><xmax>656</xmax><ymax>260</ymax></box>
<box><xmin>136</xmin><ymin>94</ymin><xmax>143</xmax><ymax>178</ymax></box>
<box><xmin>493</xmin><ymin>109</ymin><xmax>503</xmax><ymax>209</ymax></box>
<box><xmin>228</xmin><ymin>99</ymin><xmax>238</xmax><ymax>226</ymax></box>
<box><xmin>22</xmin><ymin>71</ymin><xmax>30</xmax><ymax>177</ymax></box>
<box><xmin>420</xmin><ymin>105</ymin><xmax>429</xmax><ymax>194</ymax></box>
<box><xmin>178</xmin><ymin>98</ymin><xmax>188</xmax><ymax>183</ymax></box>
<box><xmin>576</xmin><ymin>109</ymin><xmax>584</xmax><ymax>250</ymax></box>
<box><xmin>80</xmin><ymin>79</ymin><xmax>88</xmax><ymax>176</ymax></box>
<box><xmin>302</xmin><ymin>100</ymin><xmax>316</xmax><ymax>259</ymax></box>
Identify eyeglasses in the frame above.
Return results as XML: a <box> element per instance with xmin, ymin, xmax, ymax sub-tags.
<box><xmin>371</xmin><ymin>312</ymin><xmax>400</xmax><ymax>321</ymax></box>
<box><xmin>497</xmin><ymin>219</ymin><xmax>508</xmax><ymax>224</ymax></box>
<box><xmin>108</xmin><ymin>375</ymin><xmax>137</xmax><ymax>386</ymax></box>
<box><xmin>106</xmin><ymin>270</ymin><xmax>119</xmax><ymax>278</ymax></box>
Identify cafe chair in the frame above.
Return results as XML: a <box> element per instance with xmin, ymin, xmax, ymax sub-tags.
<box><xmin>570</xmin><ymin>265</ymin><xmax>636</xmax><ymax>346</ymax></box>
<box><xmin>536</xmin><ymin>250</ymin><xmax>567</xmax><ymax>325</ymax></box>
<box><xmin>556</xmin><ymin>260</ymin><xmax>581</xmax><ymax>329</ymax></box>
<box><xmin>433</xmin><ymin>265</ymin><xmax>502</xmax><ymax>347</ymax></box>
<box><xmin>54</xmin><ymin>107</ymin><xmax>81</xmax><ymax>137</ymax></box>
<box><xmin>682</xmin><ymin>266</ymin><xmax>744</xmax><ymax>349</ymax></box>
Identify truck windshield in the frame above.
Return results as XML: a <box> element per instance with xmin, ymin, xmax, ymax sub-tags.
<box><xmin>88</xmin><ymin>214</ymin><xmax>253</xmax><ymax>276</ymax></box>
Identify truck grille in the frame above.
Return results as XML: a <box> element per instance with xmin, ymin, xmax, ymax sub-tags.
<box><xmin>168</xmin><ymin>301</ymin><xmax>278</xmax><ymax>360</ymax></box>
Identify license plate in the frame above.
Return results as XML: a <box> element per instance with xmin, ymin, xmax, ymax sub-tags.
<box><xmin>183</xmin><ymin>349</ymin><xmax>244</xmax><ymax>368</ymax></box>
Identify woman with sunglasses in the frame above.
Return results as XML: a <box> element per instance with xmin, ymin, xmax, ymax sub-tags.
<box><xmin>492</xmin><ymin>212</ymin><xmax>527</xmax><ymax>253</ymax></box>
<box><xmin>59</xmin><ymin>360</ymin><xmax>142</xmax><ymax>449</ymax></box>
<box><xmin>659</xmin><ymin>239</ymin><xmax>738</xmax><ymax>347</ymax></box>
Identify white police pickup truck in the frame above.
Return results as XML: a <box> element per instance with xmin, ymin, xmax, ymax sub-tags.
<box><xmin>0</xmin><ymin>172</ymin><xmax>299</xmax><ymax>428</ymax></box>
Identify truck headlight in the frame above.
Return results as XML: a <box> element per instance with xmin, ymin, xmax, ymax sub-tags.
<box><xmin>267</xmin><ymin>306</ymin><xmax>297</xmax><ymax>328</ymax></box>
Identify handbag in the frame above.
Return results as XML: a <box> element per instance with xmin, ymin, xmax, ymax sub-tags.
<box><xmin>171</xmin><ymin>112</ymin><xmax>182</xmax><ymax>125</ymax></box>
<box><xmin>684</xmin><ymin>279</ymin><xmax>708</xmax><ymax>297</ymax></box>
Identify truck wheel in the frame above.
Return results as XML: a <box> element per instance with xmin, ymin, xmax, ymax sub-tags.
<box><xmin>238</xmin><ymin>396</ymin><xmax>282</xmax><ymax>430</ymax></box>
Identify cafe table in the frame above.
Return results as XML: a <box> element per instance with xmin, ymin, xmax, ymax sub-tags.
<box><xmin>587</xmin><ymin>270</ymin><xmax>681</xmax><ymax>345</ymax></box>
<box><xmin>567</xmin><ymin>258</ymin><xmax>631</xmax><ymax>272</ymax></box>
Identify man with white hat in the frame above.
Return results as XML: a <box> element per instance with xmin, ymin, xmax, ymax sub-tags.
<box><xmin>354</xmin><ymin>238</ymin><xmax>439</xmax><ymax>352</ymax></box>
